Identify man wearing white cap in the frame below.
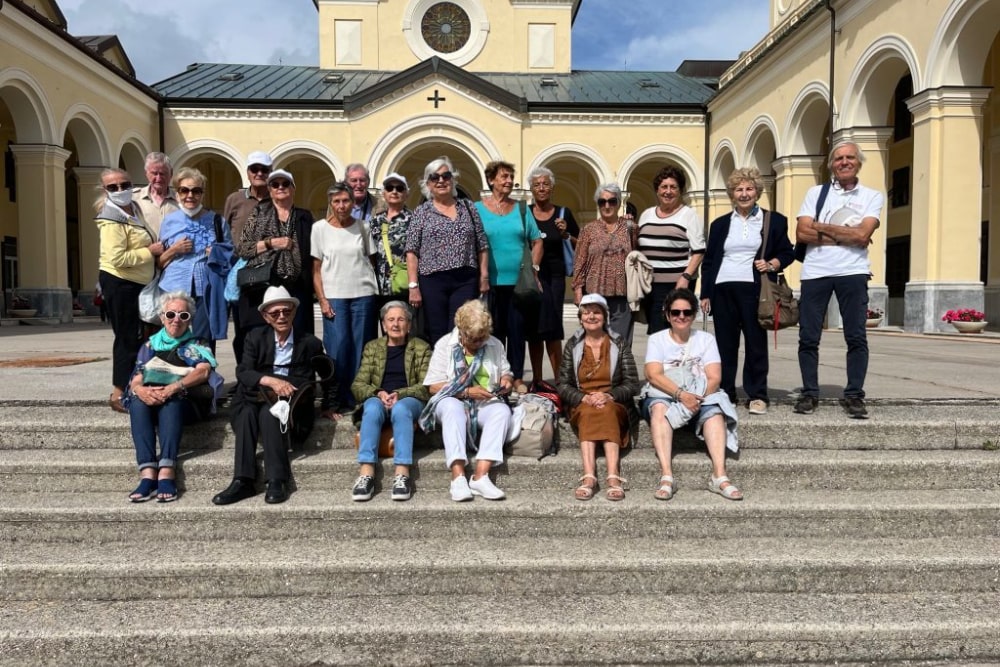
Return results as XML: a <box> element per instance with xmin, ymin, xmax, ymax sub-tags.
<box><xmin>213</xmin><ymin>285</ymin><xmax>334</xmax><ymax>505</ymax></box>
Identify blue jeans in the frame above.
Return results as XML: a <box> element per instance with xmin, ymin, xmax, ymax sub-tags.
<box><xmin>797</xmin><ymin>274</ymin><xmax>869</xmax><ymax>399</ymax></box>
<box><xmin>357</xmin><ymin>396</ymin><xmax>423</xmax><ymax>466</ymax></box>
<box><xmin>128</xmin><ymin>395</ymin><xmax>198</xmax><ymax>470</ymax></box>
<box><xmin>322</xmin><ymin>296</ymin><xmax>377</xmax><ymax>409</ymax></box>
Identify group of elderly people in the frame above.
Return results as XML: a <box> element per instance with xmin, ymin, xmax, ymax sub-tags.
<box><xmin>102</xmin><ymin>152</ymin><xmax>795</xmax><ymax>507</ymax></box>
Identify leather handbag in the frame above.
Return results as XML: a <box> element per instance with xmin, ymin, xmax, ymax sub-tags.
<box><xmin>513</xmin><ymin>201</ymin><xmax>542</xmax><ymax>310</ymax></box>
<box><xmin>236</xmin><ymin>253</ymin><xmax>275</xmax><ymax>289</ymax></box>
<box><xmin>756</xmin><ymin>211</ymin><xmax>799</xmax><ymax>332</ymax></box>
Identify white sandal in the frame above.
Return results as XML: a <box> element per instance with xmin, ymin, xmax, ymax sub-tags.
<box><xmin>654</xmin><ymin>475</ymin><xmax>675</xmax><ymax>501</ymax></box>
<box><xmin>709</xmin><ymin>475</ymin><xmax>743</xmax><ymax>501</ymax></box>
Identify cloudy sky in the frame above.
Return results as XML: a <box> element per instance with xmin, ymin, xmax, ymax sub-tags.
<box><xmin>57</xmin><ymin>0</ymin><xmax>770</xmax><ymax>84</ymax></box>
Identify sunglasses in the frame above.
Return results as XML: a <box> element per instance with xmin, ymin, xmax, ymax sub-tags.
<box><xmin>597</xmin><ymin>197</ymin><xmax>619</xmax><ymax>207</ymax></box>
<box><xmin>105</xmin><ymin>182</ymin><xmax>132</xmax><ymax>192</ymax></box>
<box><xmin>177</xmin><ymin>187</ymin><xmax>204</xmax><ymax>196</ymax></box>
<box><xmin>269</xmin><ymin>181</ymin><xmax>292</xmax><ymax>190</ymax></box>
<box><xmin>427</xmin><ymin>171</ymin><xmax>453</xmax><ymax>182</ymax></box>
<box><xmin>266</xmin><ymin>307</ymin><xmax>294</xmax><ymax>318</ymax></box>
<box><xmin>163</xmin><ymin>311</ymin><xmax>192</xmax><ymax>322</ymax></box>
<box><xmin>668</xmin><ymin>309</ymin><xmax>695</xmax><ymax>318</ymax></box>
<box><xmin>383</xmin><ymin>184</ymin><xmax>406</xmax><ymax>193</ymax></box>
<box><xmin>249</xmin><ymin>165</ymin><xmax>271</xmax><ymax>175</ymax></box>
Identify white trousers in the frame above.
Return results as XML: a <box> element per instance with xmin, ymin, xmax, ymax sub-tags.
<box><xmin>434</xmin><ymin>397</ymin><xmax>510</xmax><ymax>467</ymax></box>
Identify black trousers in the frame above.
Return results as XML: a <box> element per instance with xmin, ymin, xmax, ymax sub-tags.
<box><xmin>231</xmin><ymin>401</ymin><xmax>292</xmax><ymax>483</ymax></box>
<box><xmin>100</xmin><ymin>270</ymin><xmax>145</xmax><ymax>390</ymax></box>
<box><xmin>419</xmin><ymin>266</ymin><xmax>479</xmax><ymax>344</ymax></box>
<box><xmin>712</xmin><ymin>281</ymin><xmax>769</xmax><ymax>403</ymax></box>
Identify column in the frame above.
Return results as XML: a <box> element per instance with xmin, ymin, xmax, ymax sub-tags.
<box><xmin>772</xmin><ymin>155</ymin><xmax>824</xmax><ymax>289</ymax></box>
<box><xmin>984</xmin><ymin>131</ymin><xmax>1000</xmax><ymax>330</ymax></box>
<box><xmin>9</xmin><ymin>144</ymin><xmax>72</xmax><ymax>322</ymax></box>
<box><xmin>905</xmin><ymin>87</ymin><xmax>990</xmax><ymax>332</ymax></box>
<box><xmin>73</xmin><ymin>167</ymin><xmax>105</xmax><ymax>314</ymax></box>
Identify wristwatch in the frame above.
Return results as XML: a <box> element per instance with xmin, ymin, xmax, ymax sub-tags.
<box><xmin>532</xmin><ymin>264</ymin><xmax>541</xmax><ymax>272</ymax></box>
<box><xmin>407</xmin><ymin>281</ymin><xmax>419</xmax><ymax>289</ymax></box>
<box><xmin>681</xmin><ymin>272</ymin><xmax>696</xmax><ymax>281</ymax></box>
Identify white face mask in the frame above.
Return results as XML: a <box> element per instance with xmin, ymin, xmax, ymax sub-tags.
<box><xmin>269</xmin><ymin>398</ymin><xmax>290</xmax><ymax>433</ymax></box>
<box><xmin>184</xmin><ymin>205</ymin><xmax>203</xmax><ymax>218</ymax></box>
<box><xmin>108</xmin><ymin>190</ymin><xmax>133</xmax><ymax>207</ymax></box>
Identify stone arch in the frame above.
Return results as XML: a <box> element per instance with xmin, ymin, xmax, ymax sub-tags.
<box><xmin>841</xmin><ymin>35</ymin><xmax>921</xmax><ymax>128</ymax></box>
<box><xmin>117</xmin><ymin>134</ymin><xmax>149</xmax><ymax>175</ymax></box>
<box><xmin>619</xmin><ymin>144</ymin><xmax>702</xmax><ymax>214</ymax></box>
<box><xmin>270</xmin><ymin>140</ymin><xmax>343</xmax><ymax>182</ymax></box>
<box><xmin>783</xmin><ymin>82</ymin><xmax>832</xmax><ymax>157</ymax></box>
<box><xmin>168</xmin><ymin>139</ymin><xmax>243</xmax><ymax>175</ymax></box>
<box><xmin>710</xmin><ymin>141</ymin><xmax>738</xmax><ymax>190</ymax></box>
<box><xmin>527</xmin><ymin>143</ymin><xmax>612</xmax><ymax>187</ymax></box>
<box><xmin>927</xmin><ymin>0</ymin><xmax>1000</xmax><ymax>87</ymax></box>
<box><xmin>0</xmin><ymin>68</ymin><xmax>56</xmax><ymax>143</ymax></box>
<box><xmin>744</xmin><ymin>116</ymin><xmax>780</xmax><ymax>170</ymax></box>
<box><xmin>60</xmin><ymin>104</ymin><xmax>111</xmax><ymax>166</ymax></box>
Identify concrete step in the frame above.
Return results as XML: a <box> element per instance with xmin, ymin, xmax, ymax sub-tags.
<box><xmin>3</xmin><ymin>489</ymin><xmax>998</xmax><ymax>542</ymax></box>
<box><xmin>4</xmin><ymin>400</ymin><xmax>999</xmax><ymax>451</ymax></box>
<box><xmin>2</xmin><ymin>447</ymin><xmax>999</xmax><ymax>494</ymax></box>
<box><xmin>4</xmin><ymin>536</ymin><xmax>998</xmax><ymax>602</ymax></box>
<box><xmin>1</xmin><ymin>592</ymin><xmax>997</xmax><ymax>665</ymax></box>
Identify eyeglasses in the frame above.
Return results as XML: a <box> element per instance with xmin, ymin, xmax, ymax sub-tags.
<box><xmin>249</xmin><ymin>165</ymin><xmax>271</xmax><ymax>175</ymax></box>
<box><xmin>597</xmin><ymin>197</ymin><xmax>619</xmax><ymax>207</ymax></box>
<box><xmin>383</xmin><ymin>184</ymin><xmax>406</xmax><ymax>193</ymax></box>
<box><xmin>269</xmin><ymin>181</ymin><xmax>292</xmax><ymax>190</ymax></box>
<box><xmin>177</xmin><ymin>187</ymin><xmax>204</xmax><ymax>196</ymax></box>
<box><xmin>105</xmin><ymin>182</ymin><xmax>132</xmax><ymax>192</ymax></box>
<box><xmin>266</xmin><ymin>307</ymin><xmax>294</xmax><ymax>319</ymax></box>
<box><xmin>531</xmin><ymin>182</ymin><xmax>552</xmax><ymax>190</ymax></box>
<box><xmin>427</xmin><ymin>171</ymin><xmax>453</xmax><ymax>182</ymax></box>
<box><xmin>163</xmin><ymin>310</ymin><xmax>192</xmax><ymax>322</ymax></box>
<box><xmin>668</xmin><ymin>309</ymin><xmax>695</xmax><ymax>318</ymax></box>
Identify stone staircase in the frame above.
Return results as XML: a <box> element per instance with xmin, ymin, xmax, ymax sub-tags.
<box><xmin>1</xmin><ymin>398</ymin><xmax>999</xmax><ymax>665</ymax></box>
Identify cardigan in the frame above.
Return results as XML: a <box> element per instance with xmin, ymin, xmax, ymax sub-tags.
<box><xmin>351</xmin><ymin>336</ymin><xmax>432</xmax><ymax>405</ymax></box>
<box><xmin>699</xmin><ymin>208</ymin><xmax>796</xmax><ymax>302</ymax></box>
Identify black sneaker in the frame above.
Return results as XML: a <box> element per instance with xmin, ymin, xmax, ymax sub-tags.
<box><xmin>391</xmin><ymin>474</ymin><xmax>412</xmax><ymax>501</ymax></box>
<box><xmin>351</xmin><ymin>475</ymin><xmax>375</xmax><ymax>501</ymax></box>
<box><xmin>844</xmin><ymin>397</ymin><xmax>869</xmax><ymax>419</ymax></box>
<box><xmin>793</xmin><ymin>396</ymin><xmax>818</xmax><ymax>414</ymax></box>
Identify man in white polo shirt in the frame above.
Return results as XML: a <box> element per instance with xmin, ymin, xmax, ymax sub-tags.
<box><xmin>793</xmin><ymin>140</ymin><xmax>884</xmax><ymax>419</ymax></box>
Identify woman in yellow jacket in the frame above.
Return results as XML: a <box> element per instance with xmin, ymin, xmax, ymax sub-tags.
<box><xmin>96</xmin><ymin>168</ymin><xmax>167</xmax><ymax>412</ymax></box>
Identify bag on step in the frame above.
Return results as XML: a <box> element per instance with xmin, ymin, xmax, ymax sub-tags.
<box><xmin>505</xmin><ymin>394</ymin><xmax>557</xmax><ymax>460</ymax></box>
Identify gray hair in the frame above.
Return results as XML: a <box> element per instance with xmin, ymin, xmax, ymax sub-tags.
<box><xmin>344</xmin><ymin>163</ymin><xmax>370</xmax><ymax>180</ymax></box>
<box><xmin>420</xmin><ymin>156</ymin><xmax>459</xmax><ymax>199</ymax></box>
<box><xmin>144</xmin><ymin>151</ymin><xmax>172</xmax><ymax>172</ymax></box>
<box><xmin>159</xmin><ymin>290</ymin><xmax>195</xmax><ymax>313</ymax></box>
<box><xmin>527</xmin><ymin>167</ymin><xmax>555</xmax><ymax>186</ymax></box>
<box><xmin>380</xmin><ymin>300</ymin><xmax>412</xmax><ymax>321</ymax></box>
<box><xmin>828</xmin><ymin>140</ymin><xmax>866</xmax><ymax>169</ymax></box>
<box><xmin>594</xmin><ymin>183</ymin><xmax>622</xmax><ymax>202</ymax></box>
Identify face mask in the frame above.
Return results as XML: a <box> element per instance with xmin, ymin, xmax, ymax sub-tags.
<box><xmin>184</xmin><ymin>205</ymin><xmax>203</xmax><ymax>218</ymax></box>
<box><xmin>269</xmin><ymin>398</ymin><xmax>290</xmax><ymax>433</ymax></box>
<box><xmin>108</xmin><ymin>190</ymin><xmax>133</xmax><ymax>207</ymax></box>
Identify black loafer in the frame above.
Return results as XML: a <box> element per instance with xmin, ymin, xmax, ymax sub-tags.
<box><xmin>212</xmin><ymin>478</ymin><xmax>256</xmax><ymax>506</ymax></box>
<box><xmin>265</xmin><ymin>479</ymin><xmax>289</xmax><ymax>504</ymax></box>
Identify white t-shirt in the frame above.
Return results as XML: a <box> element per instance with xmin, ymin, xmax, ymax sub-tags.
<box><xmin>716</xmin><ymin>208</ymin><xmax>763</xmax><ymax>284</ymax></box>
<box><xmin>797</xmin><ymin>181</ymin><xmax>884</xmax><ymax>280</ymax></box>
<box><xmin>645</xmin><ymin>329</ymin><xmax>721</xmax><ymax>381</ymax></box>
<box><xmin>310</xmin><ymin>218</ymin><xmax>378</xmax><ymax>299</ymax></box>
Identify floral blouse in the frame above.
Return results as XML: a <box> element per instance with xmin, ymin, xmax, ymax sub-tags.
<box><xmin>368</xmin><ymin>208</ymin><xmax>412</xmax><ymax>296</ymax></box>
<box><xmin>572</xmin><ymin>219</ymin><xmax>633</xmax><ymax>297</ymax></box>
<box><xmin>405</xmin><ymin>199</ymin><xmax>489</xmax><ymax>276</ymax></box>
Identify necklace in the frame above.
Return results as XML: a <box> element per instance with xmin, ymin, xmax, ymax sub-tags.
<box><xmin>489</xmin><ymin>197</ymin><xmax>512</xmax><ymax>216</ymax></box>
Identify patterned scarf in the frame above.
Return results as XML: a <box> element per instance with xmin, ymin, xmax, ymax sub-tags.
<box><xmin>418</xmin><ymin>341</ymin><xmax>486</xmax><ymax>448</ymax></box>
<box><xmin>148</xmin><ymin>327</ymin><xmax>218</xmax><ymax>368</ymax></box>
<box><xmin>244</xmin><ymin>201</ymin><xmax>301</xmax><ymax>281</ymax></box>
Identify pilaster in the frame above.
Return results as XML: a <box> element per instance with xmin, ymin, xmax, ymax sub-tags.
<box><xmin>73</xmin><ymin>167</ymin><xmax>106</xmax><ymax>314</ymax></box>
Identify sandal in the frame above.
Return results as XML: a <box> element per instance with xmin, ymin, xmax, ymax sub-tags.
<box><xmin>156</xmin><ymin>478</ymin><xmax>178</xmax><ymax>503</ymax></box>
<box><xmin>605</xmin><ymin>474</ymin><xmax>626</xmax><ymax>502</ymax></box>
<box><xmin>574</xmin><ymin>474</ymin><xmax>598</xmax><ymax>501</ymax></box>
<box><xmin>128</xmin><ymin>478</ymin><xmax>157</xmax><ymax>503</ymax></box>
<box><xmin>654</xmin><ymin>475</ymin><xmax>675</xmax><ymax>501</ymax></box>
<box><xmin>109</xmin><ymin>391</ymin><xmax>127</xmax><ymax>414</ymax></box>
<box><xmin>709</xmin><ymin>475</ymin><xmax>743</xmax><ymax>501</ymax></box>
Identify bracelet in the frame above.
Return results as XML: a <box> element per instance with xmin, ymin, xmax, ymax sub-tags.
<box><xmin>681</xmin><ymin>272</ymin><xmax>695</xmax><ymax>281</ymax></box>
<box><xmin>175</xmin><ymin>381</ymin><xmax>187</xmax><ymax>397</ymax></box>
<box><xmin>673</xmin><ymin>388</ymin><xmax>683</xmax><ymax>400</ymax></box>
<box><xmin>264</xmin><ymin>238</ymin><xmax>272</xmax><ymax>250</ymax></box>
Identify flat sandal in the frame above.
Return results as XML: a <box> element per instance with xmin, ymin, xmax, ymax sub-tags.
<box><xmin>575</xmin><ymin>474</ymin><xmax>598</xmax><ymax>501</ymax></box>
<box><xmin>605</xmin><ymin>474</ymin><xmax>626</xmax><ymax>502</ymax></box>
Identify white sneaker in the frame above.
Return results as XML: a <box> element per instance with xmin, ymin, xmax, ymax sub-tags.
<box><xmin>748</xmin><ymin>399</ymin><xmax>768</xmax><ymax>415</ymax></box>
<box><xmin>450</xmin><ymin>476</ymin><xmax>473</xmax><ymax>502</ymax></box>
<box><xmin>469</xmin><ymin>474</ymin><xmax>506</xmax><ymax>500</ymax></box>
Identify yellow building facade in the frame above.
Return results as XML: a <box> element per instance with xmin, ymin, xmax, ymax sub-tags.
<box><xmin>1</xmin><ymin>0</ymin><xmax>997</xmax><ymax>332</ymax></box>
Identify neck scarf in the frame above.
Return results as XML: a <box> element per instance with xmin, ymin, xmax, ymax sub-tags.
<box><xmin>418</xmin><ymin>340</ymin><xmax>486</xmax><ymax>447</ymax></box>
<box><xmin>149</xmin><ymin>327</ymin><xmax>218</xmax><ymax>368</ymax></box>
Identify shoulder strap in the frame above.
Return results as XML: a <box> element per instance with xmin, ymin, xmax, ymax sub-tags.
<box><xmin>814</xmin><ymin>182</ymin><xmax>832</xmax><ymax>222</ymax></box>
<box><xmin>380</xmin><ymin>221</ymin><xmax>394</xmax><ymax>267</ymax></box>
<box><xmin>756</xmin><ymin>210</ymin><xmax>771</xmax><ymax>261</ymax></box>
<box><xmin>518</xmin><ymin>200</ymin><xmax>528</xmax><ymax>242</ymax></box>
<box><xmin>214</xmin><ymin>213</ymin><xmax>223</xmax><ymax>244</ymax></box>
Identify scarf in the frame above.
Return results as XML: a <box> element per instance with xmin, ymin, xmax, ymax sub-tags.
<box><xmin>418</xmin><ymin>341</ymin><xmax>486</xmax><ymax>447</ymax></box>
<box><xmin>244</xmin><ymin>201</ymin><xmax>301</xmax><ymax>281</ymax></box>
<box><xmin>149</xmin><ymin>327</ymin><xmax>218</xmax><ymax>368</ymax></box>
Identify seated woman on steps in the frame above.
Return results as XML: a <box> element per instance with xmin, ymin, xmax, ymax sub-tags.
<box><xmin>123</xmin><ymin>290</ymin><xmax>222</xmax><ymax>503</ymax></box>
<box><xmin>557</xmin><ymin>294</ymin><xmax>640</xmax><ymax>501</ymax></box>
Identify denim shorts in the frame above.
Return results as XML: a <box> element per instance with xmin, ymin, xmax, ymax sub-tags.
<box><xmin>642</xmin><ymin>397</ymin><xmax>723</xmax><ymax>429</ymax></box>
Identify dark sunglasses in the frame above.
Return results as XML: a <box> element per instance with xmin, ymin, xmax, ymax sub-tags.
<box><xmin>383</xmin><ymin>184</ymin><xmax>407</xmax><ymax>193</ymax></box>
<box><xmin>105</xmin><ymin>182</ymin><xmax>132</xmax><ymax>192</ymax></box>
<box><xmin>427</xmin><ymin>171</ymin><xmax>453</xmax><ymax>182</ymax></box>
<box><xmin>163</xmin><ymin>310</ymin><xmax>192</xmax><ymax>322</ymax></box>
<box><xmin>269</xmin><ymin>181</ymin><xmax>292</xmax><ymax>189</ymax></box>
<box><xmin>177</xmin><ymin>186</ymin><xmax>204</xmax><ymax>196</ymax></box>
<box><xmin>597</xmin><ymin>197</ymin><xmax>619</xmax><ymax>207</ymax></box>
<box><xmin>249</xmin><ymin>165</ymin><xmax>271</xmax><ymax>175</ymax></box>
<box><xmin>266</xmin><ymin>307</ymin><xmax>294</xmax><ymax>318</ymax></box>
<box><xmin>668</xmin><ymin>308</ymin><xmax>695</xmax><ymax>318</ymax></box>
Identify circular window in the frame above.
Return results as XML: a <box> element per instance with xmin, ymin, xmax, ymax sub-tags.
<box><xmin>420</xmin><ymin>2</ymin><xmax>472</xmax><ymax>54</ymax></box>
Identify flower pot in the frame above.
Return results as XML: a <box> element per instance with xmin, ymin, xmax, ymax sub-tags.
<box><xmin>865</xmin><ymin>317</ymin><xmax>882</xmax><ymax>328</ymax></box>
<box><xmin>9</xmin><ymin>309</ymin><xmax>37</xmax><ymax>318</ymax></box>
<box><xmin>951</xmin><ymin>321</ymin><xmax>987</xmax><ymax>334</ymax></box>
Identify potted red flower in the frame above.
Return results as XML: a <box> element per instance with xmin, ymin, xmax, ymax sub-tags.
<box><xmin>942</xmin><ymin>308</ymin><xmax>987</xmax><ymax>333</ymax></box>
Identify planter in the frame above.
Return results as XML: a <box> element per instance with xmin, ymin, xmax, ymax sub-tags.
<box><xmin>865</xmin><ymin>318</ymin><xmax>882</xmax><ymax>328</ymax></box>
<box><xmin>72</xmin><ymin>309</ymin><xmax>85</xmax><ymax>317</ymax></box>
<box><xmin>9</xmin><ymin>309</ymin><xmax>37</xmax><ymax>318</ymax></box>
<box><xmin>951</xmin><ymin>320</ymin><xmax>987</xmax><ymax>334</ymax></box>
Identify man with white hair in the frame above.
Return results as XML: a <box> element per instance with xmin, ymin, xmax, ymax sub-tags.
<box><xmin>345</xmin><ymin>163</ymin><xmax>376</xmax><ymax>221</ymax></box>
<box><xmin>133</xmin><ymin>151</ymin><xmax>178</xmax><ymax>235</ymax></box>
<box><xmin>793</xmin><ymin>140</ymin><xmax>884</xmax><ymax>419</ymax></box>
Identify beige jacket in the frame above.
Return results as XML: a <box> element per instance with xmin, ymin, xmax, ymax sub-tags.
<box><xmin>625</xmin><ymin>250</ymin><xmax>652</xmax><ymax>313</ymax></box>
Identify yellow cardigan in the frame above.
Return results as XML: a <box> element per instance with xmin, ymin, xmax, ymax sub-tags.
<box><xmin>96</xmin><ymin>203</ymin><xmax>156</xmax><ymax>284</ymax></box>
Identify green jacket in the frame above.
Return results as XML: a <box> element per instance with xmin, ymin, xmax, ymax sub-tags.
<box><xmin>351</xmin><ymin>336</ymin><xmax>432</xmax><ymax>405</ymax></box>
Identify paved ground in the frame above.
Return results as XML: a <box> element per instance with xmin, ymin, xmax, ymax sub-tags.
<box><xmin>1</xmin><ymin>311</ymin><xmax>998</xmax><ymax>403</ymax></box>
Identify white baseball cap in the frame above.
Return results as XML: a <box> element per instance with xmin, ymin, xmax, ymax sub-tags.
<box><xmin>382</xmin><ymin>172</ymin><xmax>408</xmax><ymax>189</ymax></box>
<box><xmin>246</xmin><ymin>151</ymin><xmax>274</xmax><ymax>169</ymax></box>
<box><xmin>579</xmin><ymin>293</ymin><xmax>609</xmax><ymax>313</ymax></box>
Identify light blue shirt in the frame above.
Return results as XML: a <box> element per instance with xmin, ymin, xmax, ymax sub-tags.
<box><xmin>159</xmin><ymin>209</ymin><xmax>232</xmax><ymax>296</ymax></box>
<box><xmin>273</xmin><ymin>329</ymin><xmax>294</xmax><ymax>377</ymax></box>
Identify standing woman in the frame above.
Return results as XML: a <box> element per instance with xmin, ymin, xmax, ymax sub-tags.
<box><xmin>528</xmin><ymin>167</ymin><xmax>580</xmax><ymax>382</ymax></box>
<box><xmin>96</xmin><ymin>168</ymin><xmax>165</xmax><ymax>413</ymax></box>
<box><xmin>312</xmin><ymin>181</ymin><xmax>379</xmax><ymax>416</ymax></box>
<box><xmin>405</xmin><ymin>157</ymin><xmax>490</xmax><ymax>344</ymax></box>
<box><xmin>700</xmin><ymin>167</ymin><xmax>795</xmax><ymax>415</ymax></box>
<box><xmin>158</xmin><ymin>167</ymin><xmax>234</xmax><ymax>349</ymax></box>
<box><xmin>475</xmin><ymin>160</ymin><xmax>542</xmax><ymax>392</ymax></box>
<box><xmin>236</xmin><ymin>169</ymin><xmax>314</xmax><ymax>337</ymax></box>
<box><xmin>368</xmin><ymin>173</ymin><xmax>413</xmax><ymax>314</ymax></box>
<box><xmin>572</xmin><ymin>183</ymin><xmax>634</xmax><ymax>345</ymax></box>
<box><xmin>637</xmin><ymin>166</ymin><xmax>705</xmax><ymax>333</ymax></box>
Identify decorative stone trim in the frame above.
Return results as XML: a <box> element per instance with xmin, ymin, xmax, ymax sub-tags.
<box><xmin>166</xmin><ymin>108</ymin><xmax>348</xmax><ymax>122</ymax></box>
